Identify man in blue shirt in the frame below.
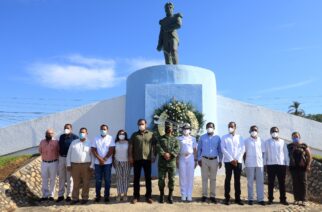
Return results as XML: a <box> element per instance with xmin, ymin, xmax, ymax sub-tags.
<box><xmin>197</xmin><ymin>122</ymin><xmax>223</xmax><ymax>203</ymax></box>
<box><xmin>57</xmin><ymin>123</ymin><xmax>79</xmax><ymax>202</ymax></box>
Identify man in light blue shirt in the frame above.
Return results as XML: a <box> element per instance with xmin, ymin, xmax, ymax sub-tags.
<box><xmin>197</xmin><ymin>122</ymin><xmax>223</xmax><ymax>203</ymax></box>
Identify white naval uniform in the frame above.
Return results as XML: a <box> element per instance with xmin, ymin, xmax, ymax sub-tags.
<box><xmin>177</xmin><ymin>135</ymin><xmax>197</xmax><ymax>201</ymax></box>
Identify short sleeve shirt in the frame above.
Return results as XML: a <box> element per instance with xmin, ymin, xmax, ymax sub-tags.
<box><xmin>92</xmin><ymin>135</ymin><xmax>115</xmax><ymax>164</ymax></box>
<box><xmin>177</xmin><ymin>135</ymin><xmax>197</xmax><ymax>157</ymax></box>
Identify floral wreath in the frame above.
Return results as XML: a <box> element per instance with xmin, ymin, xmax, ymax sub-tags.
<box><xmin>152</xmin><ymin>99</ymin><xmax>204</xmax><ymax>137</ymax></box>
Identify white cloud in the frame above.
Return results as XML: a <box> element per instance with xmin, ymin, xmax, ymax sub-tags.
<box><xmin>258</xmin><ymin>79</ymin><xmax>314</xmax><ymax>93</ymax></box>
<box><xmin>28</xmin><ymin>55</ymin><xmax>163</xmax><ymax>90</ymax></box>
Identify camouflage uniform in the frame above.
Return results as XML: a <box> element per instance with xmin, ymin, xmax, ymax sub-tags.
<box><xmin>157</xmin><ymin>134</ymin><xmax>180</xmax><ymax>190</ymax></box>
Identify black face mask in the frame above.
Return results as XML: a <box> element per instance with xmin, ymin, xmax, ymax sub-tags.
<box><xmin>165</xmin><ymin>128</ymin><xmax>172</xmax><ymax>134</ymax></box>
<box><xmin>45</xmin><ymin>135</ymin><xmax>52</xmax><ymax>141</ymax></box>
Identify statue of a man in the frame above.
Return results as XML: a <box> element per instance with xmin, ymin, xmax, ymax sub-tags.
<box><xmin>157</xmin><ymin>2</ymin><xmax>182</xmax><ymax>65</ymax></box>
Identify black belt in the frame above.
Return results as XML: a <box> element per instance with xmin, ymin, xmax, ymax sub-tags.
<box><xmin>43</xmin><ymin>159</ymin><xmax>58</xmax><ymax>163</ymax></box>
<box><xmin>202</xmin><ymin>156</ymin><xmax>217</xmax><ymax>160</ymax></box>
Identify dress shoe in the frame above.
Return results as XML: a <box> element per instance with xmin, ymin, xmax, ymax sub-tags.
<box><xmin>56</xmin><ymin>196</ymin><xmax>64</xmax><ymax>202</ymax></box>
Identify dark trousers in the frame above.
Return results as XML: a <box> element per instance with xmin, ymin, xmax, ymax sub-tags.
<box><xmin>133</xmin><ymin>160</ymin><xmax>152</xmax><ymax>199</ymax></box>
<box><xmin>267</xmin><ymin>165</ymin><xmax>287</xmax><ymax>202</ymax></box>
<box><xmin>224</xmin><ymin>162</ymin><xmax>242</xmax><ymax>200</ymax></box>
<box><xmin>290</xmin><ymin>169</ymin><xmax>307</xmax><ymax>201</ymax></box>
<box><xmin>94</xmin><ymin>164</ymin><xmax>112</xmax><ymax>198</ymax></box>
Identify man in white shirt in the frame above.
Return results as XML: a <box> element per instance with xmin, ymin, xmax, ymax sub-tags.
<box><xmin>66</xmin><ymin>127</ymin><xmax>94</xmax><ymax>205</ymax></box>
<box><xmin>264</xmin><ymin>127</ymin><xmax>290</xmax><ymax>205</ymax></box>
<box><xmin>244</xmin><ymin>125</ymin><xmax>265</xmax><ymax>206</ymax></box>
<box><xmin>221</xmin><ymin>122</ymin><xmax>245</xmax><ymax>205</ymax></box>
<box><xmin>91</xmin><ymin>124</ymin><xmax>115</xmax><ymax>203</ymax></box>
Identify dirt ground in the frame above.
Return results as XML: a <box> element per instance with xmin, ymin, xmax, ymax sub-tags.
<box><xmin>15</xmin><ymin>175</ymin><xmax>322</xmax><ymax>212</ymax></box>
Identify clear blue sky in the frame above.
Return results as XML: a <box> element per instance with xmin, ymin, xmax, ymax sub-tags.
<box><xmin>0</xmin><ymin>0</ymin><xmax>321</xmax><ymax>127</ymax></box>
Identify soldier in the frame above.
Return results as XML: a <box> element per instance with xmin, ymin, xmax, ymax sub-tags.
<box><xmin>157</xmin><ymin>123</ymin><xmax>180</xmax><ymax>204</ymax></box>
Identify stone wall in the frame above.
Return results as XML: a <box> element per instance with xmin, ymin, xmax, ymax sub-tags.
<box><xmin>242</xmin><ymin>159</ymin><xmax>322</xmax><ymax>203</ymax></box>
<box><xmin>0</xmin><ymin>157</ymin><xmax>43</xmax><ymax>211</ymax></box>
<box><xmin>284</xmin><ymin>160</ymin><xmax>322</xmax><ymax>203</ymax></box>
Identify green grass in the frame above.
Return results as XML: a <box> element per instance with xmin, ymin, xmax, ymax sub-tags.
<box><xmin>0</xmin><ymin>154</ymin><xmax>32</xmax><ymax>168</ymax></box>
<box><xmin>313</xmin><ymin>154</ymin><xmax>322</xmax><ymax>163</ymax></box>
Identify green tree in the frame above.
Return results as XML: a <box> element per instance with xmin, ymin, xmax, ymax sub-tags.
<box><xmin>288</xmin><ymin>101</ymin><xmax>305</xmax><ymax>116</ymax></box>
<box><xmin>305</xmin><ymin>114</ymin><xmax>322</xmax><ymax>123</ymax></box>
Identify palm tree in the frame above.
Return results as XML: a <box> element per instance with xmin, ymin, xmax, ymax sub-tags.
<box><xmin>288</xmin><ymin>101</ymin><xmax>305</xmax><ymax>116</ymax></box>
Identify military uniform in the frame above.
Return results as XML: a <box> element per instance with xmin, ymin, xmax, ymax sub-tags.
<box><xmin>157</xmin><ymin>134</ymin><xmax>179</xmax><ymax>202</ymax></box>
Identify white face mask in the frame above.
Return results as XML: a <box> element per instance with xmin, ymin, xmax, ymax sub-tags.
<box><xmin>271</xmin><ymin>132</ymin><xmax>279</xmax><ymax>139</ymax></box>
<box><xmin>139</xmin><ymin>125</ymin><xmax>146</xmax><ymax>131</ymax></box>
<box><xmin>228</xmin><ymin>127</ymin><xmax>235</xmax><ymax>134</ymax></box>
<box><xmin>101</xmin><ymin>130</ymin><xmax>108</xmax><ymax>136</ymax></box>
<box><xmin>64</xmin><ymin>129</ymin><xmax>71</xmax><ymax>134</ymax></box>
<box><xmin>250</xmin><ymin>131</ymin><xmax>258</xmax><ymax>137</ymax></box>
<box><xmin>183</xmin><ymin>129</ymin><xmax>190</xmax><ymax>135</ymax></box>
<box><xmin>207</xmin><ymin>127</ymin><xmax>214</xmax><ymax>134</ymax></box>
<box><xmin>118</xmin><ymin>135</ymin><xmax>125</xmax><ymax>140</ymax></box>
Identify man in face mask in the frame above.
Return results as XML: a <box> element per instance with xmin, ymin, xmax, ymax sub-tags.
<box><xmin>263</xmin><ymin>127</ymin><xmax>290</xmax><ymax>205</ymax></box>
<box><xmin>57</xmin><ymin>124</ymin><xmax>79</xmax><ymax>202</ymax></box>
<box><xmin>129</xmin><ymin>119</ymin><xmax>157</xmax><ymax>204</ymax></box>
<box><xmin>177</xmin><ymin>123</ymin><xmax>198</xmax><ymax>202</ymax></box>
<box><xmin>156</xmin><ymin>122</ymin><xmax>179</xmax><ymax>204</ymax></box>
<box><xmin>197</xmin><ymin>122</ymin><xmax>223</xmax><ymax>203</ymax></box>
<box><xmin>221</xmin><ymin>122</ymin><xmax>245</xmax><ymax>205</ymax></box>
<box><xmin>91</xmin><ymin>124</ymin><xmax>115</xmax><ymax>203</ymax></box>
<box><xmin>243</xmin><ymin>126</ymin><xmax>265</xmax><ymax>206</ymax></box>
<box><xmin>67</xmin><ymin>128</ymin><xmax>94</xmax><ymax>205</ymax></box>
<box><xmin>39</xmin><ymin>129</ymin><xmax>59</xmax><ymax>202</ymax></box>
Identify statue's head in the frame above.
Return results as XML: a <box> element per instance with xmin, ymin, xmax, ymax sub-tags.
<box><xmin>164</xmin><ymin>2</ymin><xmax>174</xmax><ymax>17</ymax></box>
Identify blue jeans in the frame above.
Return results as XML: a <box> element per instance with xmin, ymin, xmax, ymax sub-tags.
<box><xmin>94</xmin><ymin>164</ymin><xmax>112</xmax><ymax>198</ymax></box>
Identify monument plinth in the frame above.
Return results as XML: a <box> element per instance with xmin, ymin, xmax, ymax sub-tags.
<box><xmin>125</xmin><ymin>65</ymin><xmax>217</xmax><ymax>134</ymax></box>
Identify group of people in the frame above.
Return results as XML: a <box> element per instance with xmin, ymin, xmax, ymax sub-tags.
<box><xmin>39</xmin><ymin>119</ymin><xmax>312</xmax><ymax>207</ymax></box>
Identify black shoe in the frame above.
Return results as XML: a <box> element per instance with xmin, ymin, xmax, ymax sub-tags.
<box><xmin>48</xmin><ymin>197</ymin><xmax>54</xmax><ymax>201</ymax></box>
<box><xmin>159</xmin><ymin>195</ymin><xmax>164</xmax><ymax>203</ymax></box>
<box><xmin>81</xmin><ymin>199</ymin><xmax>88</xmax><ymax>205</ymax></box>
<box><xmin>268</xmin><ymin>200</ymin><xmax>273</xmax><ymax>205</ymax></box>
<box><xmin>39</xmin><ymin>197</ymin><xmax>48</xmax><ymax>202</ymax></box>
<box><xmin>104</xmin><ymin>197</ymin><xmax>110</xmax><ymax>203</ymax></box>
<box><xmin>65</xmin><ymin>196</ymin><xmax>71</xmax><ymax>202</ymax></box>
<box><xmin>56</xmin><ymin>196</ymin><xmax>64</xmax><ymax>202</ymax></box>
<box><xmin>201</xmin><ymin>196</ymin><xmax>207</xmax><ymax>202</ymax></box>
<box><xmin>95</xmin><ymin>197</ymin><xmax>101</xmax><ymax>203</ymax></box>
<box><xmin>168</xmin><ymin>190</ymin><xmax>173</xmax><ymax>204</ymax></box>
<box><xmin>131</xmin><ymin>198</ymin><xmax>138</xmax><ymax>204</ymax></box>
<box><xmin>248</xmin><ymin>200</ymin><xmax>253</xmax><ymax>205</ymax></box>
<box><xmin>159</xmin><ymin>190</ymin><xmax>164</xmax><ymax>203</ymax></box>
<box><xmin>223</xmin><ymin>199</ymin><xmax>230</xmax><ymax>205</ymax></box>
<box><xmin>235</xmin><ymin>200</ymin><xmax>244</xmax><ymax>205</ymax></box>
<box><xmin>210</xmin><ymin>197</ymin><xmax>217</xmax><ymax>204</ymax></box>
<box><xmin>280</xmin><ymin>200</ymin><xmax>289</xmax><ymax>206</ymax></box>
<box><xmin>258</xmin><ymin>201</ymin><xmax>265</xmax><ymax>206</ymax></box>
<box><xmin>71</xmin><ymin>200</ymin><xmax>79</xmax><ymax>205</ymax></box>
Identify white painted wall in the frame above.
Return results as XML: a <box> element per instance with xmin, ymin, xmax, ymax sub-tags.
<box><xmin>1</xmin><ymin>94</ymin><xmax>321</xmax><ymax>156</ymax></box>
<box><xmin>0</xmin><ymin>96</ymin><xmax>125</xmax><ymax>156</ymax></box>
<box><xmin>216</xmin><ymin>95</ymin><xmax>322</xmax><ymax>154</ymax></box>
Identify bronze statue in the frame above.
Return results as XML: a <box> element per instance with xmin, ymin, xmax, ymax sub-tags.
<box><xmin>157</xmin><ymin>2</ymin><xmax>182</xmax><ymax>64</ymax></box>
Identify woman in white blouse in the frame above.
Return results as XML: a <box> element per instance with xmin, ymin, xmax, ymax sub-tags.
<box><xmin>113</xmin><ymin>130</ymin><xmax>131</xmax><ymax>202</ymax></box>
<box><xmin>177</xmin><ymin>123</ymin><xmax>198</xmax><ymax>202</ymax></box>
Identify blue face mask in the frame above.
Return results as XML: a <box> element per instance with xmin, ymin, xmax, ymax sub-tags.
<box><xmin>79</xmin><ymin>133</ymin><xmax>86</xmax><ymax>139</ymax></box>
<box><xmin>100</xmin><ymin>130</ymin><xmax>107</xmax><ymax>136</ymax></box>
<box><xmin>292</xmin><ymin>137</ymin><xmax>300</xmax><ymax>143</ymax></box>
